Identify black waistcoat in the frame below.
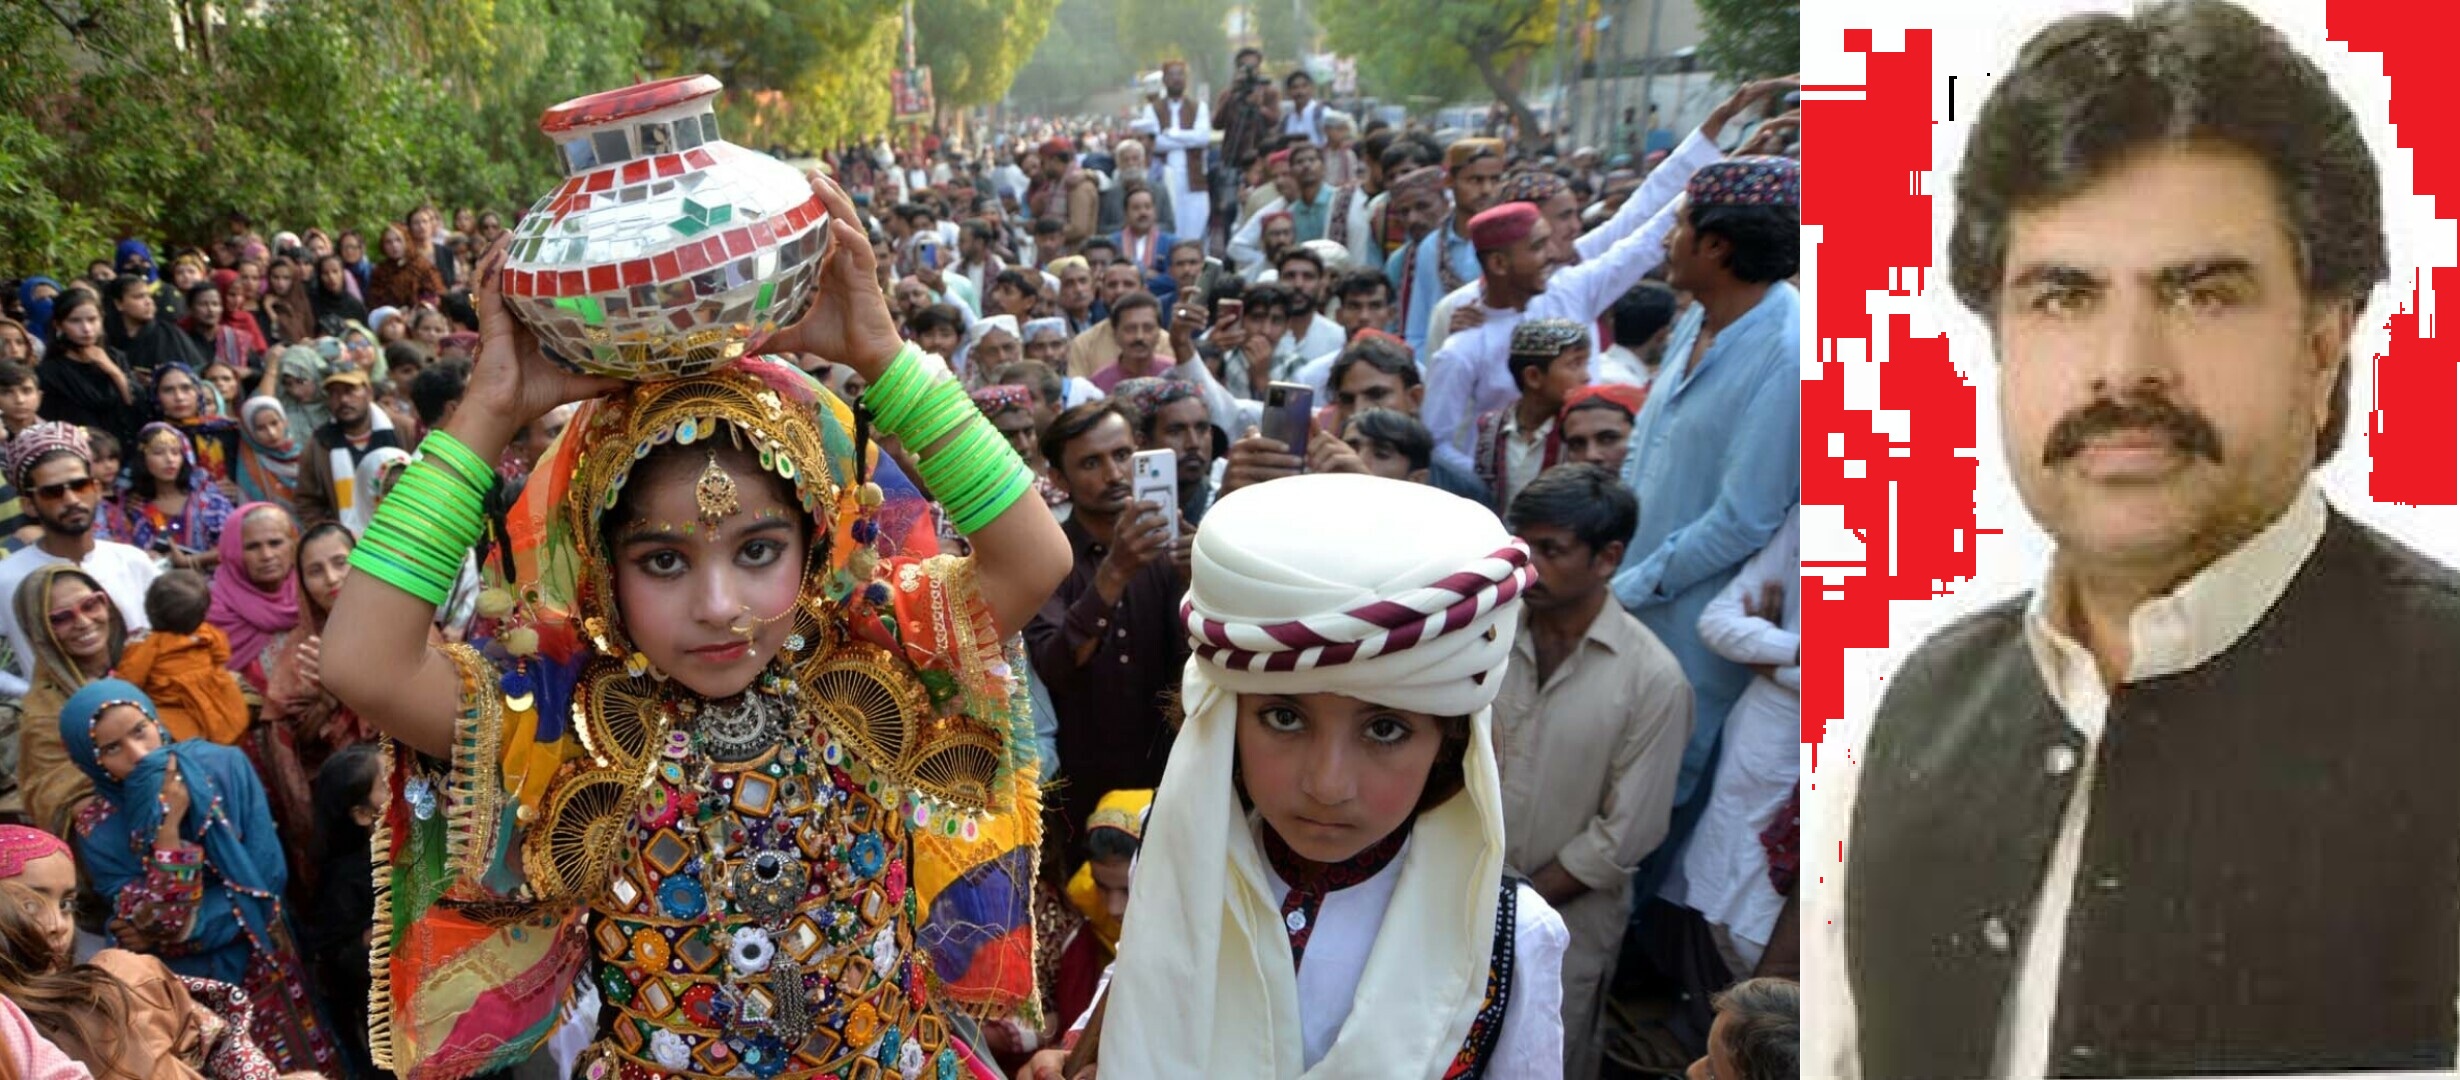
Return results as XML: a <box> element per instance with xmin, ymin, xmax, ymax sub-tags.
<box><xmin>1849</xmin><ymin>511</ymin><xmax>2460</xmax><ymax>1077</ymax></box>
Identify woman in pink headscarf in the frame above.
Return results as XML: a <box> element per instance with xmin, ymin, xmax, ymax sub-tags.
<box><xmin>203</xmin><ymin>504</ymin><xmax>297</xmax><ymax>679</ymax></box>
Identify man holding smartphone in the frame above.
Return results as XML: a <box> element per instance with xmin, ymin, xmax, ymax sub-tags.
<box><xmin>1025</xmin><ymin>401</ymin><xmax>1195</xmax><ymax>847</ymax></box>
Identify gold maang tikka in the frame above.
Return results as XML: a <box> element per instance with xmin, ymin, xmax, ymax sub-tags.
<box><xmin>695</xmin><ymin>449</ymin><xmax>740</xmax><ymax>527</ymax></box>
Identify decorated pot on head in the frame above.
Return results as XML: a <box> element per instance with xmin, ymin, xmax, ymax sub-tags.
<box><xmin>499</xmin><ymin>74</ymin><xmax>829</xmax><ymax>380</ymax></box>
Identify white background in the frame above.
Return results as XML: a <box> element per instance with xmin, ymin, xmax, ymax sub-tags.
<box><xmin>1802</xmin><ymin>1</ymin><xmax>2460</xmax><ymax>1074</ymax></box>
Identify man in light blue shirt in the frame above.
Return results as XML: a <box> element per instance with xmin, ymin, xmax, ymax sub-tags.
<box><xmin>1614</xmin><ymin>156</ymin><xmax>1801</xmax><ymax>888</ymax></box>
<box><xmin>1387</xmin><ymin>139</ymin><xmax>1504</xmax><ymax>354</ymax></box>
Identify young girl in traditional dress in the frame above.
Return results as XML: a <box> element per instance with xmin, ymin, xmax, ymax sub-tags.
<box><xmin>1076</xmin><ymin>473</ymin><xmax>1570</xmax><ymax>1079</ymax></box>
<box><xmin>323</xmin><ymin>170</ymin><xmax>1071</xmax><ymax>1079</ymax></box>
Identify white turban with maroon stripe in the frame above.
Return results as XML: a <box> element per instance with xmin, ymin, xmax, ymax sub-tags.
<box><xmin>1103</xmin><ymin>474</ymin><xmax>1531</xmax><ymax>1079</ymax></box>
<box><xmin>1181</xmin><ymin>473</ymin><xmax>1532</xmax><ymax>716</ymax></box>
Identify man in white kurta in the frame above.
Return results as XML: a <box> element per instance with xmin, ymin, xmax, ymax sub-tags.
<box><xmin>1129</xmin><ymin>60</ymin><xmax>1211</xmax><ymax>249</ymax></box>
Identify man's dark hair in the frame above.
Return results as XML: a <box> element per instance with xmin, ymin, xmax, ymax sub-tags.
<box><xmin>961</xmin><ymin>219</ymin><xmax>999</xmax><ymax>247</ymax></box>
<box><xmin>144</xmin><ymin>568</ymin><xmax>213</xmax><ymax>635</ymax></box>
<box><xmin>1107</xmin><ymin>290</ymin><xmax>1160</xmax><ymax>327</ymax></box>
<box><xmin>1033</xmin><ymin>216</ymin><xmax>1067</xmax><ymax>238</ymax></box>
<box><xmin>1243</xmin><ymin>282</ymin><xmax>1295</xmax><ymax>320</ymax></box>
<box><xmin>1360</xmin><ymin>130</ymin><xmax>1399</xmax><ymax>172</ymax></box>
<box><xmin>1284</xmin><ymin>70</ymin><xmax>1314</xmax><ymax>90</ymax></box>
<box><xmin>993</xmin><ymin>268</ymin><xmax>1040</xmax><ymax>298</ymax></box>
<box><xmin>906</xmin><ymin>303</ymin><xmax>964</xmax><ymax>339</ymax></box>
<box><xmin>0</xmin><ymin>361</ymin><xmax>33</xmax><ymax>392</ymax></box>
<box><xmin>1329</xmin><ymin>334</ymin><xmax>1419</xmax><ymax>393</ymax></box>
<box><xmin>1380</xmin><ymin>133</ymin><xmax>1445</xmax><ymax>176</ymax></box>
<box><xmin>1611</xmin><ymin>281</ymin><xmax>1678</xmax><ymax>345</ymax></box>
<box><xmin>1332</xmin><ymin>268</ymin><xmax>1392</xmax><ymax>307</ymax></box>
<box><xmin>1709</xmin><ymin>978</ymin><xmax>1800</xmax><ymax>1080</ymax></box>
<box><xmin>382</xmin><ymin>340</ymin><xmax>431</xmax><ymax>378</ymax></box>
<box><xmin>1080</xmin><ymin>237</ymin><xmax>1120</xmax><ymax>262</ymax></box>
<box><xmin>107</xmin><ymin>275</ymin><xmax>151</xmax><ymax>306</ymax></box>
<box><xmin>1119</xmin><ymin>179</ymin><xmax>1156</xmax><ymax>211</ymax></box>
<box><xmin>410</xmin><ymin>362</ymin><xmax>466</xmax><ymax>427</ymax></box>
<box><xmin>993</xmin><ymin>360</ymin><xmax>1064</xmax><ymax>407</ymax></box>
<box><xmin>1344</xmin><ymin>407</ymin><xmax>1433</xmax><ymax>472</ymax></box>
<box><xmin>1949</xmin><ymin>0</ymin><xmax>2383</xmax><ymax>464</ymax></box>
<box><xmin>1690</xmin><ymin>204</ymin><xmax>1799</xmax><ymax>285</ymax></box>
<box><xmin>1236</xmin><ymin>45</ymin><xmax>1264</xmax><ymax>64</ymax></box>
<box><xmin>1506</xmin><ymin>463</ymin><xmax>1639</xmax><ymax>553</ymax></box>
<box><xmin>894</xmin><ymin>203</ymin><xmax>935</xmax><ymax>226</ymax></box>
<box><xmin>1274</xmin><ymin>247</ymin><xmax>1325</xmax><ymax>282</ymax></box>
<box><xmin>1040</xmin><ymin>399</ymin><xmax>1132</xmax><ymax>471</ymax></box>
<box><xmin>1168</xmin><ymin>239</ymin><xmax>1206</xmax><ymax>262</ymax></box>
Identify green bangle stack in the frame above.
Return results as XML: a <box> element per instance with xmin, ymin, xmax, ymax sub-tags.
<box><xmin>865</xmin><ymin>342</ymin><xmax>1037</xmax><ymax>534</ymax></box>
<box><xmin>350</xmin><ymin>430</ymin><xmax>494</xmax><ymax>605</ymax></box>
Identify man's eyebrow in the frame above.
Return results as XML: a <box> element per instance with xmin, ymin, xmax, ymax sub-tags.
<box><xmin>2005</xmin><ymin>263</ymin><xmax>2104</xmax><ymax>293</ymax></box>
<box><xmin>2153</xmin><ymin>257</ymin><xmax>2259</xmax><ymax>292</ymax></box>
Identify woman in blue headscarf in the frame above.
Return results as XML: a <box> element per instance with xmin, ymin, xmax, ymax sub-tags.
<box><xmin>16</xmin><ymin>276</ymin><xmax>63</xmax><ymax>343</ymax></box>
<box><xmin>58</xmin><ymin>679</ymin><xmax>340</xmax><ymax>1076</ymax></box>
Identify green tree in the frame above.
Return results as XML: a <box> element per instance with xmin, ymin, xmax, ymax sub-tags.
<box><xmin>633</xmin><ymin>0</ymin><xmax>909</xmax><ymax>151</ymax></box>
<box><xmin>1315</xmin><ymin>0</ymin><xmax>1560</xmax><ymax>147</ymax></box>
<box><xmin>1116</xmin><ymin>0</ymin><xmax>1227</xmax><ymax>88</ymax></box>
<box><xmin>1696</xmin><ymin>0</ymin><xmax>1799</xmax><ymax>82</ymax></box>
<box><xmin>915</xmin><ymin>0</ymin><xmax>1064</xmax><ymax>112</ymax></box>
<box><xmin>1010</xmin><ymin>0</ymin><xmax>1135</xmax><ymax>115</ymax></box>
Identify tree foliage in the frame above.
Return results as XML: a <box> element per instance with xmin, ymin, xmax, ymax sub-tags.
<box><xmin>914</xmin><ymin>0</ymin><xmax>1064</xmax><ymax>111</ymax></box>
<box><xmin>2</xmin><ymin>0</ymin><xmax>1041</xmax><ymax>273</ymax></box>
<box><xmin>1696</xmin><ymin>0</ymin><xmax>1800</xmax><ymax>82</ymax></box>
<box><xmin>1009</xmin><ymin>0</ymin><xmax>1135</xmax><ymax>115</ymax></box>
<box><xmin>1315</xmin><ymin>0</ymin><xmax>1559</xmax><ymax>144</ymax></box>
<box><xmin>1115</xmin><ymin>0</ymin><xmax>1229</xmax><ymax>89</ymax></box>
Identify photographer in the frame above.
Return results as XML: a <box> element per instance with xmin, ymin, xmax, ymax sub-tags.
<box><xmin>1212</xmin><ymin>46</ymin><xmax>1276</xmax><ymax>246</ymax></box>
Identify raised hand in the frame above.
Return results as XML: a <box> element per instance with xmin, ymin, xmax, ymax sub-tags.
<box><xmin>462</xmin><ymin>235</ymin><xmax>624</xmax><ymax>444</ymax></box>
<box><xmin>754</xmin><ymin>171</ymin><xmax>907</xmax><ymax>381</ymax></box>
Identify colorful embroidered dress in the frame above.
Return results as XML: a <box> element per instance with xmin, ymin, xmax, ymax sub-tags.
<box><xmin>372</xmin><ymin>358</ymin><xmax>1043</xmax><ymax>1080</ymax></box>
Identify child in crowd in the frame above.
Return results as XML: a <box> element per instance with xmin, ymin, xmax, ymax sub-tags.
<box><xmin>83</xmin><ymin>428</ymin><xmax>125</xmax><ymax>542</ymax></box>
<box><xmin>118</xmin><ymin>569</ymin><xmax>251</xmax><ymax>745</ymax></box>
<box><xmin>1056</xmin><ymin>789</ymin><xmax>1152</xmax><ymax>1035</ymax></box>
<box><xmin>303</xmin><ymin>744</ymin><xmax>383</xmax><ymax>1080</ymax></box>
<box><xmin>1340</xmin><ymin>407</ymin><xmax>1434</xmax><ymax>485</ymax></box>
<box><xmin>1472</xmin><ymin>317</ymin><xmax>1590</xmax><ymax>512</ymax></box>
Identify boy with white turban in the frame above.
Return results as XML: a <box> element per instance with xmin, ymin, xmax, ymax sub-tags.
<box><xmin>1089</xmin><ymin>473</ymin><xmax>1571</xmax><ymax>1077</ymax></box>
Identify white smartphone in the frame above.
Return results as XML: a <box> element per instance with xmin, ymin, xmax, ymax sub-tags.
<box><xmin>1131</xmin><ymin>448</ymin><xmax>1180</xmax><ymax>545</ymax></box>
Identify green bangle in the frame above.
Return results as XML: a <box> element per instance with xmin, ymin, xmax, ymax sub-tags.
<box><xmin>417</xmin><ymin>430</ymin><xmax>496</xmax><ymax>495</ymax></box>
<box><xmin>950</xmin><ymin>463</ymin><xmax>1034</xmax><ymax>533</ymax></box>
<box><xmin>907</xmin><ymin>382</ymin><xmax>978</xmax><ymax>447</ymax></box>
<box><xmin>349</xmin><ymin>544</ymin><xmax>452</xmax><ymax>605</ymax></box>
<box><xmin>915</xmin><ymin>417</ymin><xmax>1005</xmax><ymax>501</ymax></box>
<box><xmin>862</xmin><ymin>343</ymin><xmax>932</xmax><ymax>430</ymax></box>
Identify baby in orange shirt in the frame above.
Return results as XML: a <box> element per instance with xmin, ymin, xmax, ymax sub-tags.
<box><xmin>118</xmin><ymin>569</ymin><xmax>252</xmax><ymax>745</ymax></box>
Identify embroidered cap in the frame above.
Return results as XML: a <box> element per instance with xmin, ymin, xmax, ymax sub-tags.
<box><xmin>1509</xmin><ymin>318</ymin><xmax>1588</xmax><ymax>360</ymax></box>
<box><xmin>1498</xmin><ymin>170</ymin><xmax>1569</xmax><ymax>207</ymax></box>
<box><xmin>0</xmin><ymin>824</ymin><xmax>68</xmax><ymax>879</ymax></box>
<box><xmin>969</xmin><ymin>385</ymin><xmax>1033</xmax><ymax>417</ymax></box>
<box><xmin>1688</xmin><ymin>155</ymin><xmax>1800</xmax><ymax>208</ymax></box>
<box><xmin>1386</xmin><ymin>164</ymin><xmax>1447</xmax><ymax>197</ymax></box>
<box><xmin>6</xmin><ymin>422</ymin><xmax>91</xmax><ymax>492</ymax></box>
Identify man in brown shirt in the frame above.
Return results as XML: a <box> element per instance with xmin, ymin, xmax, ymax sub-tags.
<box><xmin>1496</xmin><ymin>464</ymin><xmax>1693</xmax><ymax>1079</ymax></box>
<box><xmin>1023</xmin><ymin>401</ymin><xmax>1193</xmax><ymax>848</ymax></box>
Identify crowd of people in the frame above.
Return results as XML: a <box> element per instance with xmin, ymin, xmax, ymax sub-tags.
<box><xmin>0</xmin><ymin>51</ymin><xmax>1799</xmax><ymax>1080</ymax></box>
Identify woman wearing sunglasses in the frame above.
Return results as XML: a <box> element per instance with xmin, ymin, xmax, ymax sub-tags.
<box><xmin>9</xmin><ymin>565</ymin><xmax>127</xmax><ymax>837</ymax></box>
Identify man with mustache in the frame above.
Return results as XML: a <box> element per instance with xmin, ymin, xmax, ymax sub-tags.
<box><xmin>1831</xmin><ymin>3</ymin><xmax>2460</xmax><ymax>1077</ymax></box>
<box><xmin>0</xmin><ymin>423</ymin><xmax>161</xmax><ymax>698</ymax></box>
<box><xmin>1024</xmin><ymin>400</ymin><xmax>1193</xmax><ymax>846</ymax></box>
